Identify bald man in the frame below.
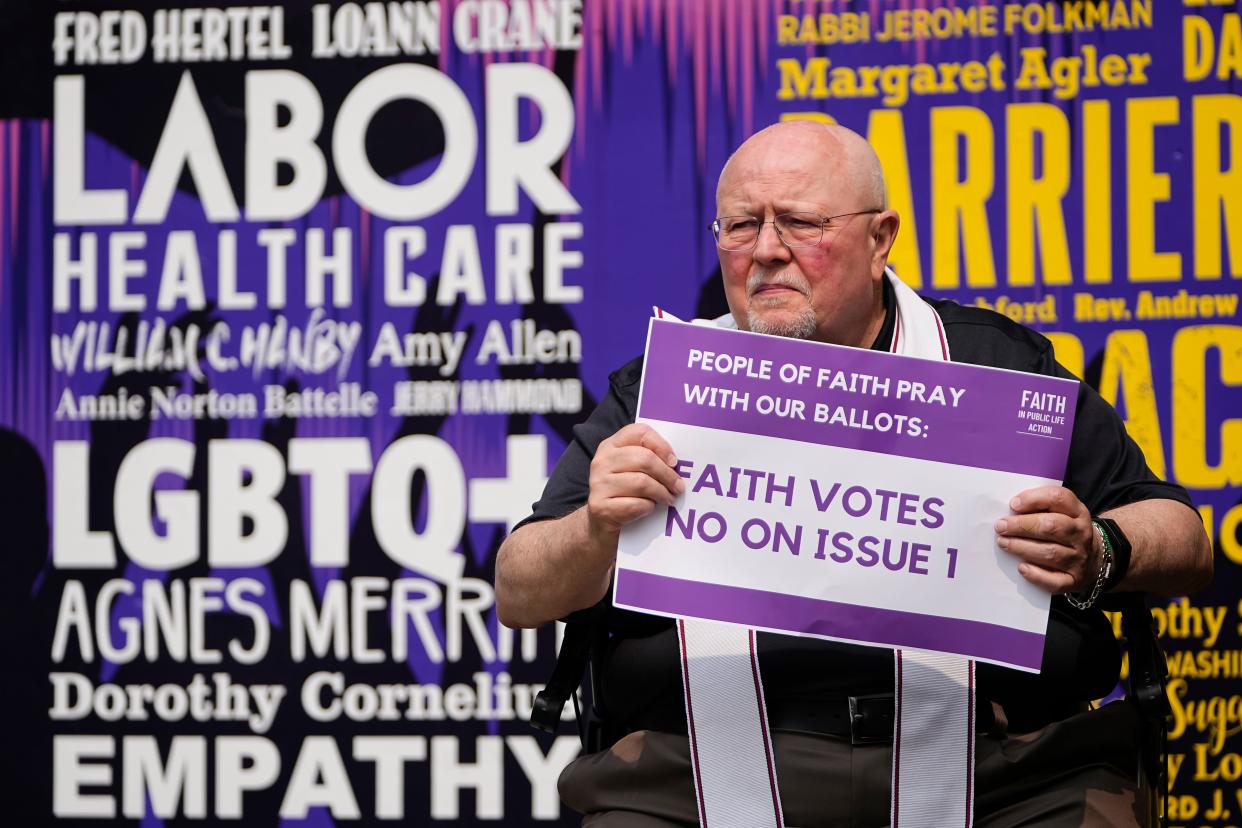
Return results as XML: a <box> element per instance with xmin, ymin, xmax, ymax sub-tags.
<box><xmin>497</xmin><ymin>122</ymin><xmax>1211</xmax><ymax>826</ymax></box>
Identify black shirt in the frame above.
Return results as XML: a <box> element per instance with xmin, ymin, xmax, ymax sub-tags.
<box><xmin>516</xmin><ymin>283</ymin><xmax>1193</xmax><ymax>731</ymax></box>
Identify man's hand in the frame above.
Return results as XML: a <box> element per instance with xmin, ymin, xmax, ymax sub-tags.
<box><xmin>495</xmin><ymin>423</ymin><xmax>684</xmax><ymax>628</ymax></box>
<box><xmin>586</xmin><ymin>423</ymin><xmax>685</xmax><ymax>540</ymax></box>
<box><xmin>995</xmin><ymin>486</ymin><xmax>1099</xmax><ymax>595</ymax></box>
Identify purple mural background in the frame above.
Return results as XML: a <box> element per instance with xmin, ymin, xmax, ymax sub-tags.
<box><xmin>1</xmin><ymin>0</ymin><xmax>1239</xmax><ymax>824</ymax></box>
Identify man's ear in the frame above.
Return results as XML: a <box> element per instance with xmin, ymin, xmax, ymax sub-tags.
<box><xmin>871</xmin><ymin>209</ymin><xmax>900</xmax><ymax>277</ymax></box>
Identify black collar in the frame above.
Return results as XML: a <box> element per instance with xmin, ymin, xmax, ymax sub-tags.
<box><xmin>869</xmin><ymin>275</ymin><xmax>897</xmax><ymax>352</ymax></box>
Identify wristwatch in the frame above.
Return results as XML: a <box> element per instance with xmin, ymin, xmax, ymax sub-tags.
<box><xmin>1092</xmin><ymin>515</ymin><xmax>1132</xmax><ymax>592</ymax></box>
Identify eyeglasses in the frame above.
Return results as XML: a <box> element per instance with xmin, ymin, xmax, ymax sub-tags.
<box><xmin>710</xmin><ymin>210</ymin><xmax>882</xmax><ymax>251</ymax></box>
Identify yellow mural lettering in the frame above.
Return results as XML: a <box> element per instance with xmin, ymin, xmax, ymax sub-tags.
<box><xmin>1166</xmin><ymin>793</ymin><xmax>1198</xmax><ymax>820</ymax></box>
<box><xmin>776</xmin><ymin>94</ymin><xmax>930</xmax><ymax>307</ymax></box>
<box><xmin>1193</xmin><ymin>743</ymin><xmax>1242</xmax><ymax>782</ymax></box>
<box><xmin>776</xmin><ymin>57</ymin><xmax>830</xmax><ymax>100</ymax></box>
<box><xmin>1007</xmin><ymin>103</ymin><xmax>1071</xmax><ymax>286</ymax></box>
<box><xmin>1192</xmin><ymin>94</ymin><xmax>1242</xmax><ymax>279</ymax></box>
<box><xmin>775</xmin><ymin>55</ymin><xmax>1006</xmax><ymax>107</ymax></box>
<box><xmin>1220</xmin><ymin>502</ymin><xmax>1242</xmax><ymax>566</ymax></box>
<box><xmin>1168</xmin><ymin>679</ymin><xmax>1242</xmax><ymax>755</ymax></box>
<box><xmin>779</xmin><ymin>112</ymin><xmax>835</xmax><ymax>125</ymax></box>
<box><xmin>1151</xmin><ymin>598</ymin><xmax>1225</xmax><ymax>647</ymax></box>
<box><xmin>776</xmin><ymin>96</ymin><xmax>1242</xmax><ymax>288</ymax></box>
<box><xmin>1168</xmin><ymin>752</ymin><xmax>1185</xmax><ymax>790</ymax></box>
<box><xmin>874</xmin><ymin>7</ymin><xmax>999</xmax><ymax>42</ymax></box>
<box><xmin>1185</xmin><ymin>15</ymin><xmax>1214</xmax><ymax>80</ymax></box>
<box><xmin>1127</xmin><ymin>97</ymin><xmax>1182</xmax><ymax>282</ymax></box>
<box><xmin>930</xmin><ymin>106</ymin><xmax>996</xmax><ymax>288</ymax></box>
<box><xmin>971</xmin><ymin>295</ymin><xmax>1056</xmax><ymax>325</ymax></box>
<box><xmin>1082</xmin><ymin>100</ymin><xmax>1113</xmax><ymax>283</ymax></box>
<box><xmin>1002</xmin><ymin>0</ymin><xmax>1152</xmax><ymax>35</ymax></box>
<box><xmin>1184</xmin><ymin>12</ymin><xmax>1242</xmax><ymax>82</ymax></box>
<box><xmin>1044</xmin><ymin>332</ymin><xmax>1084</xmax><ymax>379</ymax></box>
<box><xmin>866</xmin><ymin>109</ymin><xmax>922</xmax><ymax>288</ymax></box>
<box><xmin>777</xmin><ymin>14</ymin><xmax>871</xmax><ymax>46</ymax></box>
<box><xmin>1166</xmin><ymin>648</ymin><xmax>1242</xmax><ymax>678</ymax></box>
<box><xmin>1099</xmin><ymin>330</ymin><xmax>1167</xmax><ymax>478</ymax></box>
<box><xmin>1072</xmin><ymin>293</ymin><xmax>1130</xmax><ymax>322</ymax></box>
<box><xmin>1135</xmin><ymin>290</ymin><xmax>1240</xmax><ymax>319</ymax></box>
<box><xmin>1205</xmin><ymin>788</ymin><xmax>1231</xmax><ymax>820</ymax></box>
<box><xmin>1168</xmin><ymin>678</ymin><xmax>1192</xmax><ymax>741</ymax></box>
<box><xmin>1013</xmin><ymin>46</ymin><xmax>1151</xmax><ymax>100</ymax></box>
<box><xmin>1172</xmin><ymin>325</ymin><xmax>1242</xmax><ymax>487</ymax></box>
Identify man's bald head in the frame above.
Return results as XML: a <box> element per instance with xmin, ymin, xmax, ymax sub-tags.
<box><xmin>716</xmin><ymin>121</ymin><xmax>887</xmax><ymax>213</ymax></box>
<box><xmin>713</xmin><ymin>120</ymin><xmax>900</xmax><ymax>348</ymax></box>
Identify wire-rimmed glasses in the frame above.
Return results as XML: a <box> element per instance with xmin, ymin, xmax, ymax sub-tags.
<box><xmin>711</xmin><ymin>210</ymin><xmax>882</xmax><ymax>251</ymax></box>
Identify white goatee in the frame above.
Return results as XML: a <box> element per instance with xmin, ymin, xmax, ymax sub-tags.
<box><xmin>746</xmin><ymin>271</ymin><xmax>817</xmax><ymax>340</ymax></box>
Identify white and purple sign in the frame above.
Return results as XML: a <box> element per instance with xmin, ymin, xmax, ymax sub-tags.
<box><xmin>614</xmin><ymin>318</ymin><xmax>1081</xmax><ymax>672</ymax></box>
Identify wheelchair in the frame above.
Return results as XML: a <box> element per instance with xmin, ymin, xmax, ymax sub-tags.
<box><xmin>532</xmin><ymin>593</ymin><xmax>1171</xmax><ymax>828</ymax></box>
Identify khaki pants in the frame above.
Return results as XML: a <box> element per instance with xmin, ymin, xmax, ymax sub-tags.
<box><xmin>560</xmin><ymin>702</ymin><xmax>1144</xmax><ymax>827</ymax></box>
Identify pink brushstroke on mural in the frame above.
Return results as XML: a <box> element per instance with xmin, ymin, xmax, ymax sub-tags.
<box><xmin>740</xmin><ymin>0</ymin><xmax>753</xmax><ymax>136</ymax></box>
<box><xmin>605</xmin><ymin>0</ymin><xmax>618</xmax><ymax>52</ymax></box>
<box><xmin>8</xmin><ymin>122</ymin><xmax>17</xmax><ymax>268</ymax></box>
<box><xmin>483</xmin><ymin>26</ymin><xmax>496</xmax><ymax>70</ymax></box>
<box><xmin>438</xmin><ymin>0</ymin><xmax>454</xmax><ymax>73</ymax></box>
<box><xmin>561</xmin><ymin>128</ymin><xmax>574</xmax><ymax>191</ymax></box>
<box><xmin>0</xmin><ymin>121</ymin><xmax>7</xmax><ymax>294</ymax></box>
<box><xmin>708</xmin><ymin>0</ymin><xmax>721</xmax><ymax>97</ymax></box>
<box><xmin>915</xmin><ymin>0</ymin><xmax>929</xmax><ymax>64</ymax></box>
<box><xmin>526</xmin><ymin>82</ymin><xmax>543</xmax><ymax>158</ymax></box>
<box><xmin>20</xmin><ymin>338</ymin><xmax>29</xmax><ymax>446</ymax></box>
<box><xmin>360</xmin><ymin>207</ymin><xmax>371</xmax><ymax>282</ymax></box>
<box><xmin>695</xmin><ymin>2</ymin><xmax>709</xmax><ymax>164</ymax></box>
<box><xmin>573</xmin><ymin>28</ymin><xmax>589</xmax><ymax>157</ymax></box>
<box><xmin>570</xmin><ymin>1</ymin><xmax>796</xmax><ymax>167</ymax></box>
<box><xmin>724</xmin><ymin>0</ymin><xmax>738</xmax><ymax>120</ymax></box>
<box><xmin>757</xmin><ymin>0</ymin><xmax>770</xmax><ymax>72</ymax></box>
<box><xmin>41</xmin><ymin>121</ymin><xmax>50</xmax><ymax>181</ymax></box>
<box><xmin>622</xmin><ymin>0</ymin><xmax>636</xmax><ymax>63</ymax></box>
<box><xmin>33</xmin><ymin>125</ymin><xmax>47</xmax><ymax>454</ymax></box>
<box><xmin>592</xmin><ymin>0</ymin><xmax>604</xmax><ymax>109</ymax></box>
<box><xmin>664</xmin><ymin>0</ymin><xmax>677</xmax><ymax>83</ymax></box>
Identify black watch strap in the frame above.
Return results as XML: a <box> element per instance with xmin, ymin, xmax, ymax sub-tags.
<box><xmin>1093</xmin><ymin>516</ymin><xmax>1131</xmax><ymax>591</ymax></box>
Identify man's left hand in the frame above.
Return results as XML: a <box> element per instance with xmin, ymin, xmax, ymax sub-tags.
<box><xmin>995</xmin><ymin>486</ymin><xmax>1100</xmax><ymax>594</ymax></box>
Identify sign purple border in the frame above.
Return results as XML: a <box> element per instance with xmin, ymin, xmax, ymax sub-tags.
<box><xmin>638</xmin><ymin>319</ymin><xmax>1080</xmax><ymax>480</ymax></box>
<box><xmin>615</xmin><ymin>570</ymin><xmax>1046</xmax><ymax>671</ymax></box>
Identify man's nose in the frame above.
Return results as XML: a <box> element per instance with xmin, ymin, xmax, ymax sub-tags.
<box><xmin>753</xmin><ymin>220</ymin><xmax>792</xmax><ymax>264</ymax></box>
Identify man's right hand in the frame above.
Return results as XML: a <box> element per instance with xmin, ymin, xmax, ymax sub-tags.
<box><xmin>586</xmin><ymin>423</ymin><xmax>686</xmax><ymax>541</ymax></box>
<box><xmin>495</xmin><ymin>423</ymin><xmax>684</xmax><ymax>628</ymax></box>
